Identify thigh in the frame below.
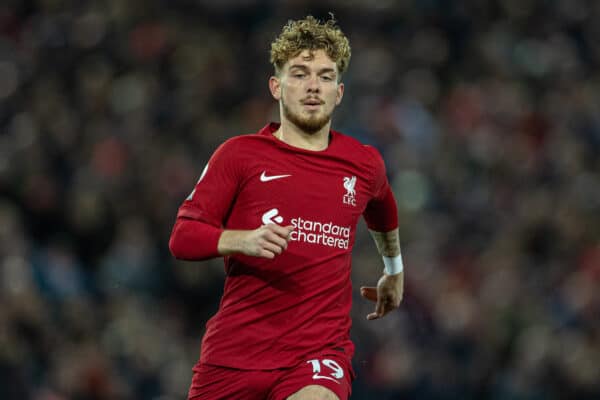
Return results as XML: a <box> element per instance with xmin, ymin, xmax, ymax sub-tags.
<box><xmin>286</xmin><ymin>385</ymin><xmax>340</xmax><ymax>400</ymax></box>
<box><xmin>188</xmin><ymin>363</ymin><xmax>273</xmax><ymax>400</ymax></box>
<box><xmin>269</xmin><ymin>354</ymin><xmax>355</xmax><ymax>400</ymax></box>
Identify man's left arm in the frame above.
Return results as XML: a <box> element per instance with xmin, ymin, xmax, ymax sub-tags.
<box><xmin>361</xmin><ymin>147</ymin><xmax>404</xmax><ymax>319</ymax></box>
<box><xmin>360</xmin><ymin>228</ymin><xmax>404</xmax><ymax>320</ymax></box>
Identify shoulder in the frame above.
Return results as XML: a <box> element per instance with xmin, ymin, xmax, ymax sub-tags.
<box><xmin>362</xmin><ymin>144</ymin><xmax>386</xmax><ymax>169</ymax></box>
<box><xmin>218</xmin><ymin>133</ymin><xmax>269</xmax><ymax>148</ymax></box>
<box><xmin>332</xmin><ymin>130</ymin><xmax>384</xmax><ymax>168</ymax></box>
<box><xmin>214</xmin><ymin>133</ymin><xmax>274</xmax><ymax>156</ymax></box>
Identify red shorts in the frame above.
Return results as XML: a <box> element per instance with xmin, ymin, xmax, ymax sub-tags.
<box><xmin>188</xmin><ymin>353</ymin><xmax>355</xmax><ymax>400</ymax></box>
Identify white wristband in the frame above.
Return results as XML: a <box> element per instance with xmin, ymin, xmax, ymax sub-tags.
<box><xmin>383</xmin><ymin>254</ymin><xmax>404</xmax><ymax>275</ymax></box>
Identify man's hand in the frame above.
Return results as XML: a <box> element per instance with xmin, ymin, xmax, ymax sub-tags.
<box><xmin>218</xmin><ymin>224</ymin><xmax>294</xmax><ymax>258</ymax></box>
<box><xmin>360</xmin><ymin>272</ymin><xmax>403</xmax><ymax>320</ymax></box>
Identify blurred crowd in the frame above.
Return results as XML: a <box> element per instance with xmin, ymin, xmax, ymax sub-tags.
<box><xmin>1</xmin><ymin>0</ymin><xmax>599</xmax><ymax>399</ymax></box>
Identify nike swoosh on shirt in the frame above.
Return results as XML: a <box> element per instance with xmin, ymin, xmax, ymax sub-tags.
<box><xmin>260</xmin><ymin>171</ymin><xmax>291</xmax><ymax>182</ymax></box>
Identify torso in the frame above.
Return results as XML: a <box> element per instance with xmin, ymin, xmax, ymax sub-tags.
<box><xmin>199</xmin><ymin>124</ymin><xmax>382</xmax><ymax>369</ymax></box>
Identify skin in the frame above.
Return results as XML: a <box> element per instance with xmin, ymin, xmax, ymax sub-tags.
<box><xmin>287</xmin><ymin>385</ymin><xmax>340</xmax><ymax>400</ymax></box>
<box><xmin>217</xmin><ymin>49</ymin><xmax>404</xmax><ymax>400</ymax></box>
<box><xmin>360</xmin><ymin>271</ymin><xmax>404</xmax><ymax>320</ymax></box>
<box><xmin>360</xmin><ymin>228</ymin><xmax>404</xmax><ymax>320</ymax></box>
<box><xmin>268</xmin><ymin>49</ymin><xmax>344</xmax><ymax>151</ymax></box>
<box><xmin>218</xmin><ymin>224</ymin><xmax>294</xmax><ymax>259</ymax></box>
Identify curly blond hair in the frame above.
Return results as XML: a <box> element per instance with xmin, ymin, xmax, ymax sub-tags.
<box><xmin>270</xmin><ymin>15</ymin><xmax>351</xmax><ymax>80</ymax></box>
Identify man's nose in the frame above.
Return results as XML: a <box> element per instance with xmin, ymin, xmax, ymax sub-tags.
<box><xmin>306</xmin><ymin>75</ymin><xmax>320</xmax><ymax>93</ymax></box>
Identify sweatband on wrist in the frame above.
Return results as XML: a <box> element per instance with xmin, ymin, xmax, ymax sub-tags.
<box><xmin>383</xmin><ymin>254</ymin><xmax>404</xmax><ymax>275</ymax></box>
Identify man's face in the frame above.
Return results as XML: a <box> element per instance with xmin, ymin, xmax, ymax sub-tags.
<box><xmin>270</xmin><ymin>49</ymin><xmax>344</xmax><ymax>134</ymax></box>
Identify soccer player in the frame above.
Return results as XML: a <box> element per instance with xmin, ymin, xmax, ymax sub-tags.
<box><xmin>169</xmin><ymin>15</ymin><xmax>404</xmax><ymax>400</ymax></box>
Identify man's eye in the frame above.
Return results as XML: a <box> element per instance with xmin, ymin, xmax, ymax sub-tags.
<box><xmin>293</xmin><ymin>74</ymin><xmax>305</xmax><ymax>78</ymax></box>
<box><xmin>322</xmin><ymin>76</ymin><xmax>334</xmax><ymax>81</ymax></box>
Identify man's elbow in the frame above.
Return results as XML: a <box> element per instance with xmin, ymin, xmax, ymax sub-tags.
<box><xmin>168</xmin><ymin>221</ymin><xmax>195</xmax><ymax>260</ymax></box>
<box><xmin>168</xmin><ymin>232</ymin><xmax>186</xmax><ymax>260</ymax></box>
<box><xmin>168</xmin><ymin>218</ymin><xmax>222</xmax><ymax>261</ymax></box>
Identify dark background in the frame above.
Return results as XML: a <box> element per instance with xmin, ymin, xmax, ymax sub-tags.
<box><xmin>0</xmin><ymin>0</ymin><xmax>599</xmax><ymax>399</ymax></box>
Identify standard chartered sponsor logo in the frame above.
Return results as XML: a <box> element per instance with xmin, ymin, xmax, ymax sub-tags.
<box><xmin>290</xmin><ymin>217</ymin><xmax>350</xmax><ymax>249</ymax></box>
<box><xmin>260</xmin><ymin>210</ymin><xmax>351</xmax><ymax>249</ymax></box>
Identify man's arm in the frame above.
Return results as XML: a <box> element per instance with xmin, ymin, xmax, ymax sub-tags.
<box><xmin>360</xmin><ymin>228</ymin><xmax>404</xmax><ymax>320</ymax></box>
<box><xmin>169</xmin><ymin>217</ymin><xmax>293</xmax><ymax>261</ymax></box>
<box><xmin>169</xmin><ymin>138</ymin><xmax>296</xmax><ymax>261</ymax></box>
<box><xmin>217</xmin><ymin>224</ymin><xmax>294</xmax><ymax>259</ymax></box>
<box><xmin>369</xmin><ymin>228</ymin><xmax>401</xmax><ymax>257</ymax></box>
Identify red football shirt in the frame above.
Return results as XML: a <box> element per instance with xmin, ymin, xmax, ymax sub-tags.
<box><xmin>176</xmin><ymin>123</ymin><xmax>398</xmax><ymax>369</ymax></box>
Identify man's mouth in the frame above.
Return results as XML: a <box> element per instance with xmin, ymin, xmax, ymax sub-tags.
<box><xmin>302</xmin><ymin>98</ymin><xmax>324</xmax><ymax>106</ymax></box>
<box><xmin>302</xmin><ymin>99</ymin><xmax>324</xmax><ymax>110</ymax></box>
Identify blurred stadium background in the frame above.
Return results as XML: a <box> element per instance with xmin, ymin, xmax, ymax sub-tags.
<box><xmin>1</xmin><ymin>0</ymin><xmax>599</xmax><ymax>399</ymax></box>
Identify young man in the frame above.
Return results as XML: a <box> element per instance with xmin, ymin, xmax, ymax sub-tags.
<box><xmin>169</xmin><ymin>16</ymin><xmax>404</xmax><ymax>400</ymax></box>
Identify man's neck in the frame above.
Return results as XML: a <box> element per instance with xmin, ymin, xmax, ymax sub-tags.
<box><xmin>274</xmin><ymin>120</ymin><xmax>331</xmax><ymax>151</ymax></box>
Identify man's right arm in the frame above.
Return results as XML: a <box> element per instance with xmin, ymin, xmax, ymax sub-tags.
<box><xmin>169</xmin><ymin>218</ymin><xmax>293</xmax><ymax>261</ymax></box>
<box><xmin>217</xmin><ymin>224</ymin><xmax>294</xmax><ymax>259</ymax></box>
<box><xmin>168</xmin><ymin>217</ymin><xmax>223</xmax><ymax>261</ymax></box>
<box><xmin>169</xmin><ymin>138</ymin><xmax>295</xmax><ymax>262</ymax></box>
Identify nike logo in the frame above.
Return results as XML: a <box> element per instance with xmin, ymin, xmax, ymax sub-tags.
<box><xmin>260</xmin><ymin>171</ymin><xmax>291</xmax><ymax>182</ymax></box>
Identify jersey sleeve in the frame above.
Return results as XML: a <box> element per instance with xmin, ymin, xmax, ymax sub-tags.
<box><xmin>177</xmin><ymin>138</ymin><xmax>244</xmax><ymax>226</ymax></box>
<box><xmin>362</xmin><ymin>145</ymin><xmax>399</xmax><ymax>232</ymax></box>
<box><xmin>169</xmin><ymin>139</ymin><xmax>245</xmax><ymax>260</ymax></box>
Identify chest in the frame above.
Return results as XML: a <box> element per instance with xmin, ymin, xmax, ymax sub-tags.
<box><xmin>226</xmin><ymin>153</ymin><xmax>372</xmax><ymax>228</ymax></box>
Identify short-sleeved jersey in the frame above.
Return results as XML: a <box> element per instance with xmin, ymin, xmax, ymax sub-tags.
<box><xmin>177</xmin><ymin>123</ymin><xmax>396</xmax><ymax>370</ymax></box>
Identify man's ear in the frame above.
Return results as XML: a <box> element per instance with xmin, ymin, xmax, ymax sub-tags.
<box><xmin>269</xmin><ymin>76</ymin><xmax>281</xmax><ymax>100</ymax></box>
<box><xmin>335</xmin><ymin>82</ymin><xmax>344</xmax><ymax>106</ymax></box>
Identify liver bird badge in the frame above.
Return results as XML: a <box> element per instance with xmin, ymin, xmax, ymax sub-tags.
<box><xmin>343</xmin><ymin>176</ymin><xmax>356</xmax><ymax>197</ymax></box>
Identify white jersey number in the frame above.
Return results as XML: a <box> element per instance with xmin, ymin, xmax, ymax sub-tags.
<box><xmin>307</xmin><ymin>359</ymin><xmax>344</xmax><ymax>383</ymax></box>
